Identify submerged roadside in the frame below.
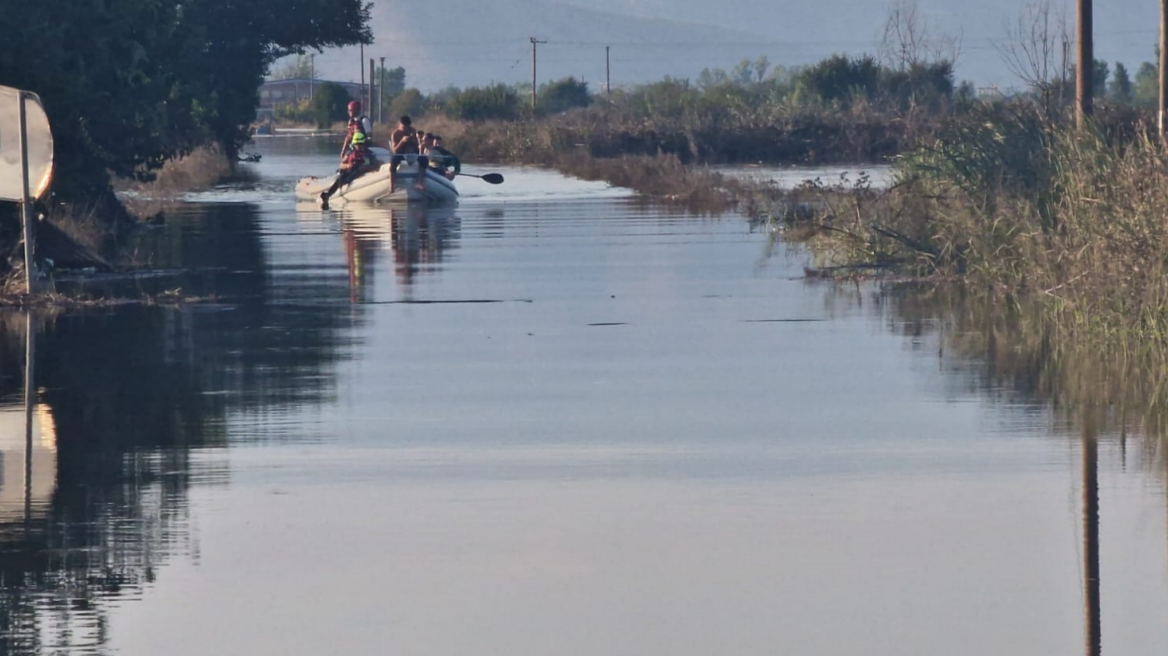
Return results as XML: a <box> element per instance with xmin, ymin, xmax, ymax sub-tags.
<box><xmin>0</xmin><ymin>147</ymin><xmax>249</xmax><ymax>304</ymax></box>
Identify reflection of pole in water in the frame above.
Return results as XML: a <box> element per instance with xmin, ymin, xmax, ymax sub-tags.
<box><xmin>23</xmin><ymin>311</ymin><xmax>35</xmax><ymax>527</ymax></box>
<box><xmin>1082</xmin><ymin>424</ymin><xmax>1100</xmax><ymax>656</ymax></box>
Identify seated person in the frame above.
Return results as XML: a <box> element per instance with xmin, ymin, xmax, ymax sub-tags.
<box><xmin>320</xmin><ymin>131</ymin><xmax>380</xmax><ymax>207</ymax></box>
<box><xmin>389</xmin><ymin>115</ymin><xmax>427</xmax><ymax>192</ymax></box>
<box><xmin>426</xmin><ymin>134</ymin><xmax>461</xmax><ymax>180</ymax></box>
<box><xmin>339</xmin><ymin>100</ymin><xmax>373</xmax><ymax>164</ymax></box>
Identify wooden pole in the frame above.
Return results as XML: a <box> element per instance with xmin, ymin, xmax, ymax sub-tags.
<box><xmin>379</xmin><ymin>56</ymin><xmax>386</xmax><ymax>124</ymax></box>
<box><xmin>606</xmin><ymin>46</ymin><xmax>611</xmax><ymax>100</ymax></box>
<box><xmin>369</xmin><ymin>58</ymin><xmax>375</xmax><ymax>120</ymax></box>
<box><xmin>1076</xmin><ymin>0</ymin><xmax>1094</xmax><ymax>127</ymax></box>
<box><xmin>17</xmin><ymin>92</ymin><xmax>35</xmax><ymax>295</ymax></box>
<box><xmin>1082</xmin><ymin>428</ymin><xmax>1101</xmax><ymax>656</ymax></box>
<box><xmin>1160</xmin><ymin>0</ymin><xmax>1168</xmax><ymax>136</ymax></box>
<box><xmin>530</xmin><ymin>37</ymin><xmax>547</xmax><ymax>113</ymax></box>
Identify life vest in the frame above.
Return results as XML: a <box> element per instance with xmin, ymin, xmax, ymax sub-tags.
<box><xmin>344</xmin><ymin>146</ymin><xmax>368</xmax><ymax>167</ymax></box>
<box><xmin>347</xmin><ymin>116</ymin><xmax>372</xmax><ymax>141</ymax></box>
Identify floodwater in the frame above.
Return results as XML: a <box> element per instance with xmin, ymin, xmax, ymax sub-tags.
<box><xmin>1</xmin><ymin>138</ymin><xmax>1166</xmax><ymax>656</ymax></box>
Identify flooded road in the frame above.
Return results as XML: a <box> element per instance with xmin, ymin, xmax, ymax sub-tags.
<box><xmin>2</xmin><ymin>138</ymin><xmax>1167</xmax><ymax>655</ymax></box>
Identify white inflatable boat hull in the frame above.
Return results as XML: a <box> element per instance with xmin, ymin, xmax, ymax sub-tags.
<box><xmin>295</xmin><ymin>153</ymin><xmax>459</xmax><ymax>204</ymax></box>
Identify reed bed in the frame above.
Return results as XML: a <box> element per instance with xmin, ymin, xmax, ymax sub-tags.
<box><xmin>763</xmin><ymin>102</ymin><xmax>1168</xmax><ymax>349</ymax></box>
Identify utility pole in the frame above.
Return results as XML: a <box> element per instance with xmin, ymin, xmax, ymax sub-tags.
<box><xmin>379</xmin><ymin>56</ymin><xmax>386</xmax><ymax>124</ymax></box>
<box><xmin>530</xmin><ymin>37</ymin><xmax>547</xmax><ymax>113</ymax></box>
<box><xmin>1160</xmin><ymin>0</ymin><xmax>1168</xmax><ymax>136</ymax></box>
<box><xmin>1081</xmin><ymin>422</ymin><xmax>1101</xmax><ymax>656</ymax></box>
<box><xmin>17</xmin><ymin>92</ymin><xmax>35</xmax><ymax>294</ymax></box>
<box><xmin>606</xmin><ymin>46</ymin><xmax>611</xmax><ymax>100</ymax></box>
<box><xmin>1076</xmin><ymin>0</ymin><xmax>1093</xmax><ymax>127</ymax></box>
<box><xmin>369</xmin><ymin>58</ymin><xmax>375</xmax><ymax>116</ymax></box>
<box><xmin>310</xmin><ymin>54</ymin><xmax>315</xmax><ymax>100</ymax></box>
<box><xmin>360</xmin><ymin>44</ymin><xmax>365</xmax><ymax>110</ymax></box>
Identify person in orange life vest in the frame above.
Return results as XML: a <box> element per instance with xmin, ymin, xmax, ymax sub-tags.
<box><xmin>339</xmin><ymin>100</ymin><xmax>374</xmax><ymax>163</ymax></box>
<box><xmin>320</xmin><ymin>131</ymin><xmax>380</xmax><ymax>207</ymax></box>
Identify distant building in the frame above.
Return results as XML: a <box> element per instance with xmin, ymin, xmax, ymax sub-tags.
<box><xmin>256</xmin><ymin>78</ymin><xmax>367</xmax><ymax>121</ymax></box>
<box><xmin>977</xmin><ymin>85</ymin><xmax>1006</xmax><ymax>101</ymax></box>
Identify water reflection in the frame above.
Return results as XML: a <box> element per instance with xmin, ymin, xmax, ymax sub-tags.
<box><xmin>0</xmin><ymin>200</ymin><xmax>358</xmax><ymax>655</ymax></box>
<box><xmin>847</xmin><ymin>283</ymin><xmax>1168</xmax><ymax>655</ymax></box>
<box><xmin>866</xmin><ymin>285</ymin><xmax>1168</xmax><ymax>449</ymax></box>
<box><xmin>332</xmin><ymin>204</ymin><xmax>461</xmax><ymax>301</ymax></box>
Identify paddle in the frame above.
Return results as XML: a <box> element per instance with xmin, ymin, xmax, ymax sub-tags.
<box><xmin>458</xmin><ymin>172</ymin><xmax>504</xmax><ymax>184</ymax></box>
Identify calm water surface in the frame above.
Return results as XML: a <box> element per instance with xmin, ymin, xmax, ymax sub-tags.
<box><xmin>1</xmin><ymin>138</ymin><xmax>1166</xmax><ymax>655</ymax></box>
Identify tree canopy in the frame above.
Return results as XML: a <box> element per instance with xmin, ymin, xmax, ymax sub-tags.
<box><xmin>0</xmin><ymin>0</ymin><xmax>372</xmax><ymax>202</ymax></box>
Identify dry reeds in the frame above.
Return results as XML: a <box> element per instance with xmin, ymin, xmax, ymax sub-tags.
<box><xmin>768</xmin><ymin>101</ymin><xmax>1168</xmax><ymax>350</ymax></box>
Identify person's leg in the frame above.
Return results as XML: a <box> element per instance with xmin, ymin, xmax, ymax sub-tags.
<box><xmin>415</xmin><ymin>156</ymin><xmax>429</xmax><ymax>191</ymax></box>
<box><xmin>390</xmin><ymin>155</ymin><xmax>404</xmax><ymax>193</ymax></box>
<box><xmin>321</xmin><ymin>169</ymin><xmax>357</xmax><ymax>206</ymax></box>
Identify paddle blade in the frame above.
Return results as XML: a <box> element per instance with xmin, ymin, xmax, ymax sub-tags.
<box><xmin>481</xmin><ymin>173</ymin><xmax>504</xmax><ymax>184</ymax></box>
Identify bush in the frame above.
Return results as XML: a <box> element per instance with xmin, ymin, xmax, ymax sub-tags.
<box><xmin>796</xmin><ymin>54</ymin><xmax>881</xmax><ymax>105</ymax></box>
<box><xmin>881</xmin><ymin>61</ymin><xmax>955</xmax><ymax>112</ymax></box>
<box><xmin>614</xmin><ymin>77</ymin><xmax>701</xmax><ymax>119</ymax></box>
<box><xmin>539</xmin><ymin>77</ymin><xmax>591</xmax><ymax>114</ymax></box>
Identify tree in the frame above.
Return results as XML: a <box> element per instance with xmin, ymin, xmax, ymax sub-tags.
<box><xmin>0</xmin><ymin>0</ymin><xmax>373</xmax><ymax>202</ymax></box>
<box><xmin>1110</xmin><ymin>62</ymin><xmax>1133</xmax><ymax>103</ymax></box>
<box><xmin>1056</xmin><ymin>59</ymin><xmax>1109</xmax><ymax>105</ymax></box>
<box><xmin>379</xmin><ymin>65</ymin><xmax>406</xmax><ymax>98</ymax></box>
<box><xmin>880</xmin><ymin>0</ymin><xmax>962</xmax><ymax>71</ymax></box>
<box><xmin>994</xmin><ymin>0</ymin><xmax>1072</xmax><ymax>115</ymax></box>
<box><xmin>539</xmin><ymin>77</ymin><xmax>591</xmax><ymax>114</ymax></box>
<box><xmin>311</xmin><ymin>82</ymin><xmax>352</xmax><ymax>128</ymax></box>
<box><xmin>389</xmin><ymin>88</ymin><xmax>427</xmax><ymax>119</ymax></box>
<box><xmin>1134</xmin><ymin>61</ymin><xmax>1158</xmax><ymax>108</ymax></box>
<box><xmin>272</xmin><ymin>54</ymin><xmax>314</xmax><ymax>80</ymax></box>
<box><xmin>796</xmin><ymin>54</ymin><xmax>882</xmax><ymax>105</ymax></box>
<box><xmin>882</xmin><ymin>61</ymin><xmax>955</xmax><ymax>111</ymax></box>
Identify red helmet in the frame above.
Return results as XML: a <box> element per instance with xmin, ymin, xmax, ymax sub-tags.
<box><xmin>348</xmin><ymin>100</ymin><xmax>361</xmax><ymax>112</ymax></box>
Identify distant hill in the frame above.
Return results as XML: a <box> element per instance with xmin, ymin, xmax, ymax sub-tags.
<box><xmin>306</xmin><ymin>0</ymin><xmax>785</xmax><ymax>92</ymax></box>
<box><xmin>300</xmin><ymin>0</ymin><xmax>1163</xmax><ymax>92</ymax></box>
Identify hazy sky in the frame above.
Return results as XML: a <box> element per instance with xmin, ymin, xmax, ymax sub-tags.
<box><xmin>304</xmin><ymin>0</ymin><xmax>1162</xmax><ymax>90</ymax></box>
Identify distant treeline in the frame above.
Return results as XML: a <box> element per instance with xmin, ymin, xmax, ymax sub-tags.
<box><xmin>0</xmin><ymin>0</ymin><xmax>372</xmax><ymax>203</ymax></box>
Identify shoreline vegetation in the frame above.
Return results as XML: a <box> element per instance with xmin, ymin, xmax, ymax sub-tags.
<box><xmin>763</xmin><ymin>102</ymin><xmax>1168</xmax><ymax>352</ymax></box>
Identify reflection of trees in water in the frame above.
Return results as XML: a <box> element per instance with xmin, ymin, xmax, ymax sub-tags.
<box><xmin>830</xmin><ymin>283</ymin><xmax>1157</xmax><ymax>655</ymax></box>
<box><xmin>854</xmin><ymin>284</ymin><xmax>1168</xmax><ymax>448</ymax></box>
<box><xmin>0</xmin><ymin>202</ymin><xmax>360</xmax><ymax>655</ymax></box>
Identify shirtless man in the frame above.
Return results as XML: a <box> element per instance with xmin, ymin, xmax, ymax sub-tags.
<box><xmin>389</xmin><ymin>116</ymin><xmax>427</xmax><ymax>193</ymax></box>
